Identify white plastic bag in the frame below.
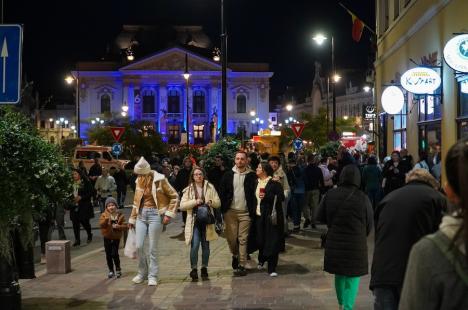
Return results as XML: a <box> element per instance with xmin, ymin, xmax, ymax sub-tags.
<box><xmin>124</xmin><ymin>229</ymin><xmax>137</xmax><ymax>259</ymax></box>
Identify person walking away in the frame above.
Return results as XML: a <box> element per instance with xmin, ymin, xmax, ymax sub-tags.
<box><xmin>317</xmin><ymin>165</ymin><xmax>373</xmax><ymax>310</ymax></box>
<box><xmin>179</xmin><ymin>167</ymin><xmax>221</xmax><ymax>281</ymax></box>
<box><xmin>318</xmin><ymin>157</ymin><xmax>334</xmax><ymax>194</ymax></box>
<box><xmin>207</xmin><ymin>155</ymin><xmax>226</xmax><ymax>231</ymax></box>
<box><xmin>268</xmin><ymin>156</ymin><xmax>290</xmax><ymax>235</ymax></box>
<box><xmin>255</xmin><ymin>162</ymin><xmax>285</xmax><ymax>277</ymax></box>
<box><xmin>288</xmin><ymin>159</ymin><xmax>305</xmax><ymax>233</ymax></box>
<box><xmin>70</xmin><ymin>169</ymin><xmax>94</xmax><ymax>247</ymax></box>
<box><xmin>304</xmin><ymin>155</ymin><xmax>324</xmax><ymax>229</ymax></box>
<box><xmin>382</xmin><ymin>151</ymin><xmax>406</xmax><ymax>196</ymax></box>
<box><xmin>88</xmin><ymin>157</ymin><xmax>102</xmax><ymax>207</ymax></box>
<box><xmin>99</xmin><ymin>197</ymin><xmax>127</xmax><ymax>278</ymax></box>
<box><xmin>399</xmin><ymin>148</ymin><xmax>413</xmax><ymax>173</ymax></box>
<box><xmin>362</xmin><ymin>156</ymin><xmax>382</xmax><ymax>210</ymax></box>
<box><xmin>175</xmin><ymin>157</ymin><xmax>193</xmax><ymax>225</ymax></box>
<box><xmin>95</xmin><ymin>167</ymin><xmax>117</xmax><ymax>213</ymax></box>
<box><xmin>399</xmin><ymin>138</ymin><xmax>468</xmax><ymax>309</ymax></box>
<box><xmin>78</xmin><ymin>160</ymin><xmax>88</xmax><ymax>177</ymax></box>
<box><xmin>112</xmin><ymin>164</ymin><xmax>128</xmax><ymax>208</ymax></box>
<box><xmin>414</xmin><ymin>151</ymin><xmax>430</xmax><ymax>171</ymax></box>
<box><xmin>370</xmin><ymin>169</ymin><xmax>445</xmax><ymax>309</ymax></box>
<box><xmin>219</xmin><ymin>151</ymin><xmax>257</xmax><ymax>276</ymax></box>
<box><xmin>128</xmin><ymin>157</ymin><xmax>179</xmax><ymax>286</ymax></box>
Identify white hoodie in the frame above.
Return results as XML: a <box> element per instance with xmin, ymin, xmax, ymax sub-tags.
<box><xmin>439</xmin><ymin>213</ymin><xmax>466</xmax><ymax>255</ymax></box>
<box><xmin>230</xmin><ymin>166</ymin><xmax>251</xmax><ymax>211</ymax></box>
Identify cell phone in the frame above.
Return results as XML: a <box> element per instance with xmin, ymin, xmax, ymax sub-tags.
<box><xmin>260</xmin><ymin>188</ymin><xmax>265</xmax><ymax>194</ymax></box>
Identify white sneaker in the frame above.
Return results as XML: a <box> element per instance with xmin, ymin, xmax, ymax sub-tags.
<box><xmin>132</xmin><ymin>274</ymin><xmax>145</xmax><ymax>284</ymax></box>
<box><xmin>257</xmin><ymin>264</ymin><xmax>265</xmax><ymax>270</ymax></box>
<box><xmin>148</xmin><ymin>278</ymin><xmax>158</xmax><ymax>286</ymax></box>
<box><xmin>270</xmin><ymin>272</ymin><xmax>278</xmax><ymax>277</ymax></box>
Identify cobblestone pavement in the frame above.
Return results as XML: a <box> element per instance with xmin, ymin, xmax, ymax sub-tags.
<box><xmin>21</xmin><ymin>193</ymin><xmax>374</xmax><ymax>310</ymax></box>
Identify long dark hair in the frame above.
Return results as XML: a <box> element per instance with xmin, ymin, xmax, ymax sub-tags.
<box><xmin>445</xmin><ymin>138</ymin><xmax>468</xmax><ymax>254</ymax></box>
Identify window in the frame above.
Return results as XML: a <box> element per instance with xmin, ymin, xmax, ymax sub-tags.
<box><xmin>419</xmin><ymin>123</ymin><xmax>441</xmax><ymax>163</ymax></box>
<box><xmin>393</xmin><ymin>0</ymin><xmax>399</xmax><ymax>20</ymax></box>
<box><xmin>168</xmin><ymin>124</ymin><xmax>180</xmax><ymax>144</ymax></box>
<box><xmin>103</xmin><ymin>152</ymin><xmax>112</xmax><ymax>161</ymax></box>
<box><xmin>40</xmin><ymin>120</ymin><xmax>45</xmax><ymax>128</ymax></box>
<box><xmin>168</xmin><ymin>89</ymin><xmax>180</xmax><ymax>113</ymax></box>
<box><xmin>193</xmin><ymin>90</ymin><xmax>205</xmax><ymax>113</ymax></box>
<box><xmin>142</xmin><ymin>90</ymin><xmax>156</xmax><ymax>114</ymax></box>
<box><xmin>393</xmin><ymin>101</ymin><xmax>407</xmax><ymax>150</ymax></box>
<box><xmin>193</xmin><ymin>124</ymin><xmax>205</xmax><ymax>144</ymax></box>
<box><xmin>50</xmin><ymin>121</ymin><xmax>54</xmax><ymax>129</ymax></box>
<box><xmin>237</xmin><ymin>95</ymin><xmax>246</xmax><ymax>113</ymax></box>
<box><xmin>419</xmin><ymin>95</ymin><xmax>442</xmax><ymax>122</ymax></box>
<box><xmin>457</xmin><ymin>80</ymin><xmax>468</xmax><ymax>138</ymax></box>
<box><xmin>100</xmin><ymin>94</ymin><xmax>111</xmax><ymax>114</ymax></box>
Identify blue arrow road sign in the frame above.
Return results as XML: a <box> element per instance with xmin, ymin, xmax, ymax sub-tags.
<box><xmin>112</xmin><ymin>143</ymin><xmax>123</xmax><ymax>157</ymax></box>
<box><xmin>0</xmin><ymin>25</ymin><xmax>22</xmax><ymax>104</ymax></box>
<box><xmin>293</xmin><ymin>138</ymin><xmax>303</xmax><ymax>151</ymax></box>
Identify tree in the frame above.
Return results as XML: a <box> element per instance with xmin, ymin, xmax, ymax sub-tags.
<box><xmin>0</xmin><ymin>107</ymin><xmax>72</xmax><ymax>262</ymax></box>
<box><xmin>201</xmin><ymin>137</ymin><xmax>240</xmax><ymax>172</ymax></box>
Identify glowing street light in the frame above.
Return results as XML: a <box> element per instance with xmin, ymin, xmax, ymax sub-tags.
<box><xmin>250</xmin><ymin>109</ymin><xmax>256</xmax><ymax>117</ymax></box>
<box><xmin>312</xmin><ymin>34</ymin><xmax>327</xmax><ymax>45</ymax></box>
<box><xmin>286</xmin><ymin>104</ymin><xmax>293</xmax><ymax>112</ymax></box>
<box><xmin>65</xmin><ymin>76</ymin><xmax>74</xmax><ymax>85</ymax></box>
<box><xmin>333</xmin><ymin>74</ymin><xmax>342</xmax><ymax>83</ymax></box>
<box><xmin>363</xmin><ymin>85</ymin><xmax>371</xmax><ymax>92</ymax></box>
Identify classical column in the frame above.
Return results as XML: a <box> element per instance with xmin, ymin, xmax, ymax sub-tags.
<box><xmin>159</xmin><ymin>83</ymin><xmax>167</xmax><ymax>137</ymax></box>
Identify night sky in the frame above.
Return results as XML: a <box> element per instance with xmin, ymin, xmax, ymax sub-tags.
<box><xmin>5</xmin><ymin>0</ymin><xmax>375</xmax><ymax>106</ymax></box>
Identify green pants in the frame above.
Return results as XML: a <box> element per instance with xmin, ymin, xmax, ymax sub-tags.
<box><xmin>335</xmin><ymin>275</ymin><xmax>360</xmax><ymax>310</ymax></box>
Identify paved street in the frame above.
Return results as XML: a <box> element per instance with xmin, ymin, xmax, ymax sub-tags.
<box><xmin>21</xmin><ymin>193</ymin><xmax>374</xmax><ymax>309</ymax></box>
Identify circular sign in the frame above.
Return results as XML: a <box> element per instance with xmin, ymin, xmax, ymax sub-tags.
<box><xmin>444</xmin><ymin>34</ymin><xmax>468</xmax><ymax>73</ymax></box>
<box><xmin>112</xmin><ymin>143</ymin><xmax>123</xmax><ymax>156</ymax></box>
<box><xmin>400</xmin><ymin>67</ymin><xmax>441</xmax><ymax>94</ymax></box>
<box><xmin>381</xmin><ymin>86</ymin><xmax>404</xmax><ymax>114</ymax></box>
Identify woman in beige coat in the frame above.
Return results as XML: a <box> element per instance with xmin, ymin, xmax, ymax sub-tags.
<box><xmin>179</xmin><ymin>167</ymin><xmax>220</xmax><ymax>281</ymax></box>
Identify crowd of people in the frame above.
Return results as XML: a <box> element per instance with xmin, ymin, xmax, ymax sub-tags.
<box><xmin>37</xmin><ymin>138</ymin><xmax>468</xmax><ymax>309</ymax></box>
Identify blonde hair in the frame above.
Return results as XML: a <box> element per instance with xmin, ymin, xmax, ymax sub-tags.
<box><xmin>406</xmin><ymin>168</ymin><xmax>439</xmax><ymax>190</ymax></box>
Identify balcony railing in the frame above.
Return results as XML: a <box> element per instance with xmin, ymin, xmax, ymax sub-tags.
<box><xmin>166</xmin><ymin>113</ymin><xmax>182</xmax><ymax>119</ymax></box>
<box><xmin>192</xmin><ymin>113</ymin><xmax>207</xmax><ymax>118</ymax></box>
<box><xmin>142</xmin><ymin>113</ymin><xmax>158</xmax><ymax>119</ymax></box>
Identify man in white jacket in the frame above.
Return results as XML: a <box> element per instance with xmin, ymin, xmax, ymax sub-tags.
<box><xmin>95</xmin><ymin>167</ymin><xmax>117</xmax><ymax>212</ymax></box>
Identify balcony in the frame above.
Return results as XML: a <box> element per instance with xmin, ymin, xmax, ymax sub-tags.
<box><xmin>142</xmin><ymin>113</ymin><xmax>158</xmax><ymax>119</ymax></box>
<box><xmin>192</xmin><ymin>113</ymin><xmax>207</xmax><ymax>118</ymax></box>
<box><xmin>166</xmin><ymin>113</ymin><xmax>182</xmax><ymax>119</ymax></box>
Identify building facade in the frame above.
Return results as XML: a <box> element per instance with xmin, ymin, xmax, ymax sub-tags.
<box><xmin>74</xmin><ymin>47</ymin><xmax>273</xmax><ymax>144</ymax></box>
<box><xmin>375</xmin><ymin>0</ymin><xmax>468</xmax><ymax>172</ymax></box>
<box><xmin>36</xmin><ymin>105</ymin><xmax>76</xmax><ymax>144</ymax></box>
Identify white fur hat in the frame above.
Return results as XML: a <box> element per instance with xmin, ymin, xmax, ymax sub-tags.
<box><xmin>134</xmin><ymin>157</ymin><xmax>151</xmax><ymax>175</ymax></box>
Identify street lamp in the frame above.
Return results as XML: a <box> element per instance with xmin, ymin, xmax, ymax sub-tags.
<box><xmin>220</xmin><ymin>0</ymin><xmax>228</xmax><ymax>137</ymax></box>
<box><xmin>249</xmin><ymin>109</ymin><xmax>256</xmax><ymax>117</ymax></box>
<box><xmin>313</xmin><ymin>32</ymin><xmax>338</xmax><ymax>134</ymax></box>
<box><xmin>183</xmin><ymin>53</ymin><xmax>191</xmax><ymax>149</ymax></box>
<box><xmin>65</xmin><ymin>72</ymin><xmax>80</xmax><ymax>138</ymax></box>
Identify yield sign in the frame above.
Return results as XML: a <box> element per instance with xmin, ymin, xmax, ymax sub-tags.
<box><xmin>291</xmin><ymin>123</ymin><xmax>305</xmax><ymax>137</ymax></box>
<box><xmin>110</xmin><ymin>127</ymin><xmax>125</xmax><ymax>142</ymax></box>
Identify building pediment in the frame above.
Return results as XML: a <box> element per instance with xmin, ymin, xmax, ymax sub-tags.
<box><xmin>120</xmin><ymin>47</ymin><xmax>222</xmax><ymax>72</ymax></box>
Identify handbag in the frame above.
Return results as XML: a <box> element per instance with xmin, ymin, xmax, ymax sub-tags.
<box><xmin>193</xmin><ymin>184</ymin><xmax>215</xmax><ymax>225</ymax></box>
<box><xmin>124</xmin><ymin>229</ymin><xmax>137</xmax><ymax>259</ymax></box>
<box><xmin>270</xmin><ymin>195</ymin><xmax>278</xmax><ymax>226</ymax></box>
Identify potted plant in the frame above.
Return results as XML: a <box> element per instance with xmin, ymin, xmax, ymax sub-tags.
<box><xmin>0</xmin><ymin>108</ymin><xmax>72</xmax><ymax>308</ymax></box>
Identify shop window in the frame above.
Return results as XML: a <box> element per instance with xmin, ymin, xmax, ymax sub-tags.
<box><xmin>237</xmin><ymin>95</ymin><xmax>246</xmax><ymax>113</ymax></box>
<box><xmin>419</xmin><ymin>123</ymin><xmax>442</xmax><ymax>164</ymax></box>
<box><xmin>457</xmin><ymin>80</ymin><xmax>468</xmax><ymax>138</ymax></box>
<box><xmin>393</xmin><ymin>101</ymin><xmax>407</xmax><ymax>150</ymax></box>
<box><xmin>419</xmin><ymin>95</ymin><xmax>442</xmax><ymax>121</ymax></box>
<box><xmin>168</xmin><ymin>89</ymin><xmax>180</xmax><ymax>113</ymax></box>
<box><xmin>193</xmin><ymin>90</ymin><xmax>205</xmax><ymax>113</ymax></box>
<box><xmin>101</xmin><ymin>94</ymin><xmax>111</xmax><ymax>114</ymax></box>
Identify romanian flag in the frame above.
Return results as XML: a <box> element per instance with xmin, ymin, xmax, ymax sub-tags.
<box><xmin>351</xmin><ymin>14</ymin><xmax>365</xmax><ymax>42</ymax></box>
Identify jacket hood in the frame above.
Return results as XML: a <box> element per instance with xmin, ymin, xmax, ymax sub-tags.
<box><xmin>274</xmin><ymin>166</ymin><xmax>286</xmax><ymax>178</ymax></box>
<box><xmin>232</xmin><ymin>166</ymin><xmax>252</xmax><ymax>175</ymax></box>
<box><xmin>440</xmin><ymin>214</ymin><xmax>466</xmax><ymax>255</ymax></box>
<box><xmin>153</xmin><ymin>170</ymin><xmax>166</xmax><ymax>182</ymax></box>
<box><xmin>339</xmin><ymin>164</ymin><xmax>361</xmax><ymax>187</ymax></box>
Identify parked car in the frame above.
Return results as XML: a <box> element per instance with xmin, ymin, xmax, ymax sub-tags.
<box><xmin>72</xmin><ymin>145</ymin><xmax>129</xmax><ymax>171</ymax></box>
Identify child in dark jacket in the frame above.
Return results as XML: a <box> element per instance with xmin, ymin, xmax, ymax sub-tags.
<box><xmin>100</xmin><ymin>197</ymin><xmax>127</xmax><ymax>278</ymax></box>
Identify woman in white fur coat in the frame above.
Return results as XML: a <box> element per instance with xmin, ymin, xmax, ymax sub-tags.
<box><xmin>179</xmin><ymin>167</ymin><xmax>220</xmax><ymax>281</ymax></box>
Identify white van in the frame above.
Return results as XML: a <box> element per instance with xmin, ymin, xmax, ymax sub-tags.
<box><xmin>72</xmin><ymin>145</ymin><xmax>129</xmax><ymax>171</ymax></box>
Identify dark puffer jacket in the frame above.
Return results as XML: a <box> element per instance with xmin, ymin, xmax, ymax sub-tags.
<box><xmin>317</xmin><ymin>165</ymin><xmax>373</xmax><ymax>277</ymax></box>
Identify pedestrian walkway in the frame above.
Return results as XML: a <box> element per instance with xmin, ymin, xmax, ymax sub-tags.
<box><xmin>22</xmin><ymin>210</ymin><xmax>373</xmax><ymax>309</ymax></box>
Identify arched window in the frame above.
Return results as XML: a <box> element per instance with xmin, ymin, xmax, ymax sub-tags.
<box><xmin>168</xmin><ymin>89</ymin><xmax>180</xmax><ymax>113</ymax></box>
<box><xmin>100</xmin><ymin>94</ymin><xmax>111</xmax><ymax>114</ymax></box>
<box><xmin>237</xmin><ymin>95</ymin><xmax>246</xmax><ymax>113</ymax></box>
<box><xmin>193</xmin><ymin>90</ymin><xmax>205</xmax><ymax>113</ymax></box>
<box><xmin>142</xmin><ymin>89</ymin><xmax>156</xmax><ymax>114</ymax></box>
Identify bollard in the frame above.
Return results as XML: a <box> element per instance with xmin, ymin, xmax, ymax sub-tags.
<box><xmin>45</xmin><ymin>240</ymin><xmax>71</xmax><ymax>274</ymax></box>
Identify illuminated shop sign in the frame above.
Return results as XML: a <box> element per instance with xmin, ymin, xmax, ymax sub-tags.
<box><xmin>400</xmin><ymin>67</ymin><xmax>441</xmax><ymax>94</ymax></box>
<box><xmin>381</xmin><ymin>86</ymin><xmax>404</xmax><ymax>114</ymax></box>
<box><xmin>444</xmin><ymin>34</ymin><xmax>468</xmax><ymax>73</ymax></box>
<box><xmin>362</xmin><ymin>104</ymin><xmax>376</xmax><ymax>120</ymax></box>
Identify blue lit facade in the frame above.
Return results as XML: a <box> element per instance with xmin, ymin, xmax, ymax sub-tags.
<box><xmin>74</xmin><ymin>47</ymin><xmax>273</xmax><ymax>144</ymax></box>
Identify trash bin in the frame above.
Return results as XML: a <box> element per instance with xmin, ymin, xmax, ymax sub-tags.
<box><xmin>45</xmin><ymin>240</ymin><xmax>71</xmax><ymax>274</ymax></box>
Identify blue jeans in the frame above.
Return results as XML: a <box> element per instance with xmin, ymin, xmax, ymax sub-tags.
<box><xmin>373</xmin><ymin>287</ymin><xmax>400</xmax><ymax>310</ymax></box>
<box><xmin>291</xmin><ymin>193</ymin><xmax>304</xmax><ymax>227</ymax></box>
<box><xmin>190</xmin><ymin>224</ymin><xmax>210</xmax><ymax>269</ymax></box>
<box><xmin>135</xmin><ymin>208</ymin><xmax>162</xmax><ymax>280</ymax></box>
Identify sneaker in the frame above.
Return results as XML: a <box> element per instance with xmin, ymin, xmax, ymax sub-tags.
<box><xmin>231</xmin><ymin>256</ymin><xmax>239</xmax><ymax>270</ymax></box>
<box><xmin>237</xmin><ymin>266</ymin><xmax>247</xmax><ymax>276</ymax></box>
<box><xmin>116</xmin><ymin>270</ymin><xmax>122</xmax><ymax>278</ymax></box>
<box><xmin>270</xmin><ymin>272</ymin><xmax>278</xmax><ymax>277</ymax></box>
<box><xmin>201</xmin><ymin>267</ymin><xmax>208</xmax><ymax>280</ymax></box>
<box><xmin>108</xmin><ymin>271</ymin><xmax>115</xmax><ymax>278</ymax></box>
<box><xmin>132</xmin><ymin>274</ymin><xmax>145</xmax><ymax>284</ymax></box>
<box><xmin>87</xmin><ymin>233</ymin><xmax>93</xmax><ymax>244</ymax></box>
<box><xmin>257</xmin><ymin>263</ymin><xmax>265</xmax><ymax>270</ymax></box>
<box><xmin>190</xmin><ymin>268</ymin><xmax>198</xmax><ymax>281</ymax></box>
<box><xmin>148</xmin><ymin>278</ymin><xmax>158</xmax><ymax>286</ymax></box>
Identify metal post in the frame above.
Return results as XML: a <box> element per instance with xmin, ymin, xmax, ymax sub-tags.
<box><xmin>221</xmin><ymin>0</ymin><xmax>227</xmax><ymax>137</ymax></box>
<box><xmin>326</xmin><ymin>76</ymin><xmax>330</xmax><ymax>134</ymax></box>
<box><xmin>186</xmin><ymin>77</ymin><xmax>189</xmax><ymax>150</ymax></box>
<box><xmin>76</xmin><ymin>70</ymin><xmax>81</xmax><ymax>138</ymax></box>
<box><xmin>331</xmin><ymin>36</ymin><xmax>336</xmax><ymax>133</ymax></box>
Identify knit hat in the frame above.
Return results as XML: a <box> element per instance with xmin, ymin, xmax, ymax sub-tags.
<box><xmin>105</xmin><ymin>197</ymin><xmax>118</xmax><ymax>208</ymax></box>
<box><xmin>134</xmin><ymin>156</ymin><xmax>151</xmax><ymax>175</ymax></box>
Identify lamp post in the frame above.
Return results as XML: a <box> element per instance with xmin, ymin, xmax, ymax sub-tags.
<box><xmin>65</xmin><ymin>71</ymin><xmax>80</xmax><ymax>138</ymax></box>
<box><xmin>313</xmin><ymin>33</ymin><xmax>339</xmax><ymax>134</ymax></box>
<box><xmin>220</xmin><ymin>0</ymin><xmax>227</xmax><ymax>137</ymax></box>
<box><xmin>183</xmin><ymin>53</ymin><xmax>191</xmax><ymax>150</ymax></box>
